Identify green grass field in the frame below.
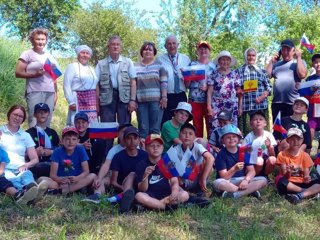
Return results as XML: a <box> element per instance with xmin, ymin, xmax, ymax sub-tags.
<box><xmin>1</xmin><ymin>185</ymin><xmax>320</xmax><ymax>239</ymax></box>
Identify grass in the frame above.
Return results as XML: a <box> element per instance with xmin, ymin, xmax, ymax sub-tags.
<box><xmin>1</xmin><ymin>185</ymin><xmax>320</xmax><ymax>239</ymax></box>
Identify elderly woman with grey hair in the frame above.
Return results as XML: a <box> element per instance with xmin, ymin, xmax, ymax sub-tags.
<box><xmin>63</xmin><ymin>45</ymin><xmax>99</xmax><ymax>125</ymax></box>
<box><xmin>237</xmin><ymin>48</ymin><xmax>272</xmax><ymax>135</ymax></box>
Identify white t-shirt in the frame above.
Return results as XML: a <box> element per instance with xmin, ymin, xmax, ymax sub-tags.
<box><xmin>174</xmin><ymin>142</ymin><xmax>207</xmax><ymax>166</ymax></box>
<box><xmin>0</xmin><ymin>125</ymin><xmax>35</xmax><ymax>170</ymax></box>
<box><xmin>106</xmin><ymin>144</ymin><xmax>125</xmax><ymax>161</ymax></box>
<box><xmin>243</xmin><ymin>130</ymin><xmax>277</xmax><ymax>158</ymax></box>
<box><xmin>19</xmin><ymin>49</ymin><xmax>59</xmax><ymax>93</ymax></box>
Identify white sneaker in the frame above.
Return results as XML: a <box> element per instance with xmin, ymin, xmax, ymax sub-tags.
<box><xmin>36</xmin><ymin>180</ymin><xmax>49</xmax><ymax>200</ymax></box>
<box><xmin>16</xmin><ymin>186</ymin><xmax>38</xmax><ymax>205</ymax></box>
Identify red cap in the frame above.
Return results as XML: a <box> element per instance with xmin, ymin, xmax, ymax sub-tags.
<box><xmin>145</xmin><ymin>134</ymin><xmax>164</xmax><ymax>145</ymax></box>
<box><xmin>62</xmin><ymin>126</ymin><xmax>79</xmax><ymax>136</ymax></box>
<box><xmin>197</xmin><ymin>41</ymin><xmax>211</xmax><ymax>50</ymax></box>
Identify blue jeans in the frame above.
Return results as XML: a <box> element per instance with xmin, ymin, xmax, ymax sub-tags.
<box><xmin>137</xmin><ymin>101</ymin><xmax>163</xmax><ymax>138</ymax></box>
<box><xmin>4</xmin><ymin>169</ymin><xmax>36</xmax><ymax>190</ymax></box>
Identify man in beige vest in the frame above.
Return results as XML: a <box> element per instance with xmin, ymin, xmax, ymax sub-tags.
<box><xmin>96</xmin><ymin>36</ymin><xmax>137</xmax><ymax>152</ymax></box>
<box><xmin>96</xmin><ymin>36</ymin><xmax>137</xmax><ymax>125</ymax></box>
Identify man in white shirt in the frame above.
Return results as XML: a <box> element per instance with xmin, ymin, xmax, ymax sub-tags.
<box><xmin>156</xmin><ymin>35</ymin><xmax>191</xmax><ymax>125</ymax></box>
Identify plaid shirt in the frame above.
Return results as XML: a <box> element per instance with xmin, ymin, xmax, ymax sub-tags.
<box><xmin>238</xmin><ymin>64</ymin><xmax>272</xmax><ymax>112</ymax></box>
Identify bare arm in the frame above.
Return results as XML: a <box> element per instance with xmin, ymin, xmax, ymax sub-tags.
<box><xmin>15</xmin><ymin>59</ymin><xmax>44</xmax><ymax>78</ymax></box>
<box><xmin>25</xmin><ymin>147</ymin><xmax>39</xmax><ymax>168</ymax></box>
<box><xmin>110</xmin><ymin>171</ymin><xmax>123</xmax><ymax>191</ymax></box>
<box><xmin>219</xmin><ymin>162</ymin><xmax>244</xmax><ymax>180</ymax></box>
<box><xmin>295</xmin><ymin>49</ymin><xmax>307</xmax><ymax>79</ymax></box>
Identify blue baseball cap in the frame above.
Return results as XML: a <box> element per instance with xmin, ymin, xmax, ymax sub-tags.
<box><xmin>34</xmin><ymin>103</ymin><xmax>50</xmax><ymax>114</ymax></box>
<box><xmin>74</xmin><ymin>112</ymin><xmax>89</xmax><ymax>122</ymax></box>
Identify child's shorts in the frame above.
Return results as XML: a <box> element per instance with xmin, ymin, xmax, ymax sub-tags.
<box><xmin>307</xmin><ymin>117</ymin><xmax>320</xmax><ymax>130</ymax></box>
<box><xmin>146</xmin><ymin>191</ymin><xmax>170</xmax><ymax>200</ymax></box>
<box><xmin>277</xmin><ymin>176</ymin><xmax>320</xmax><ymax>195</ymax></box>
<box><xmin>0</xmin><ymin>176</ymin><xmax>14</xmax><ymax>193</ymax></box>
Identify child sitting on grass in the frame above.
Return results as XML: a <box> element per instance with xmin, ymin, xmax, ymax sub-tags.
<box><xmin>243</xmin><ymin>110</ymin><xmax>277</xmax><ymax>176</ymax></box>
<box><xmin>213</xmin><ymin>124</ymin><xmax>268</xmax><ymax>198</ymax></box>
<box><xmin>135</xmin><ymin>134</ymin><xmax>189</xmax><ymax>211</ymax></box>
<box><xmin>82</xmin><ymin>124</ymin><xmax>132</xmax><ymax>204</ymax></box>
<box><xmin>274</xmin><ymin>97</ymin><xmax>311</xmax><ymax>153</ymax></box>
<box><xmin>109</xmin><ymin>126</ymin><xmax>148</xmax><ymax>213</ymax></box>
<box><xmin>26</xmin><ymin>103</ymin><xmax>60</xmax><ymax>179</ymax></box>
<box><xmin>208</xmin><ymin>110</ymin><xmax>232</xmax><ymax>158</ymax></box>
<box><xmin>161</xmin><ymin>102</ymin><xmax>193</xmax><ymax>153</ymax></box>
<box><xmin>0</xmin><ymin>146</ymin><xmax>38</xmax><ymax>204</ymax></box>
<box><xmin>276</xmin><ymin>128</ymin><xmax>320</xmax><ymax>204</ymax></box>
<box><xmin>170</xmin><ymin>123</ymin><xmax>214</xmax><ymax>194</ymax></box>
<box><xmin>38</xmin><ymin>127</ymin><xmax>96</xmax><ymax>194</ymax></box>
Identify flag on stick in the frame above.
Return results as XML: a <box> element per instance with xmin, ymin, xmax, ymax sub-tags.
<box><xmin>89</xmin><ymin>122</ymin><xmax>118</xmax><ymax>139</ymax></box>
<box><xmin>273</xmin><ymin>111</ymin><xmax>288</xmax><ymax>138</ymax></box>
<box><xmin>181</xmin><ymin>65</ymin><xmax>205</xmax><ymax>82</ymax></box>
<box><xmin>43</xmin><ymin>58</ymin><xmax>62</xmax><ymax>81</ymax></box>
<box><xmin>300</xmin><ymin>33</ymin><xmax>315</xmax><ymax>54</ymax></box>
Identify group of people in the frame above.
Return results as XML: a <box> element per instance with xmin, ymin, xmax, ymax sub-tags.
<box><xmin>1</xmin><ymin>27</ymin><xmax>320</xmax><ymax>212</ymax></box>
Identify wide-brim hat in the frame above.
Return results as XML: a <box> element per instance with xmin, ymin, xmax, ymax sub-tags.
<box><xmin>213</xmin><ymin>50</ymin><xmax>237</xmax><ymax>67</ymax></box>
<box><xmin>171</xmin><ymin>102</ymin><xmax>193</xmax><ymax>122</ymax></box>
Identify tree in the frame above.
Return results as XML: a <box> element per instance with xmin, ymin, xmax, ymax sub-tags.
<box><xmin>157</xmin><ymin>0</ymin><xmax>320</xmax><ymax>66</ymax></box>
<box><xmin>157</xmin><ymin>0</ymin><xmax>263</xmax><ymax>61</ymax></box>
<box><xmin>66</xmin><ymin>1</ymin><xmax>157</xmax><ymax>64</ymax></box>
<box><xmin>0</xmin><ymin>0</ymin><xmax>80</xmax><ymax>49</ymax></box>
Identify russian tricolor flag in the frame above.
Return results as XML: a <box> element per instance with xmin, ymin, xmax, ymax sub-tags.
<box><xmin>157</xmin><ymin>148</ymin><xmax>181</xmax><ymax>179</ymax></box>
<box><xmin>181</xmin><ymin>148</ymin><xmax>200</xmax><ymax>181</ymax></box>
<box><xmin>89</xmin><ymin>122</ymin><xmax>118</xmax><ymax>139</ymax></box>
<box><xmin>314</xmin><ymin>153</ymin><xmax>320</xmax><ymax>175</ymax></box>
<box><xmin>181</xmin><ymin>65</ymin><xmax>205</xmax><ymax>82</ymax></box>
<box><xmin>300</xmin><ymin>33</ymin><xmax>315</xmax><ymax>54</ymax></box>
<box><xmin>238</xmin><ymin>143</ymin><xmax>252</xmax><ymax>163</ymax></box>
<box><xmin>273</xmin><ymin>111</ymin><xmax>287</xmax><ymax>138</ymax></box>
<box><xmin>43</xmin><ymin>58</ymin><xmax>62</xmax><ymax>81</ymax></box>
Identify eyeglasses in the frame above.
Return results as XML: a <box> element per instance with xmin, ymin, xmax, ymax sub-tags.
<box><xmin>12</xmin><ymin>113</ymin><xmax>24</xmax><ymax>119</ymax></box>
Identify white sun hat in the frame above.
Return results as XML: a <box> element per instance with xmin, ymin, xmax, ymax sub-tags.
<box><xmin>213</xmin><ymin>50</ymin><xmax>237</xmax><ymax>67</ymax></box>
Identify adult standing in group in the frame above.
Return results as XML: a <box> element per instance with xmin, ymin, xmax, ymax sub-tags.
<box><xmin>207</xmin><ymin>51</ymin><xmax>242</xmax><ymax>132</ymax></box>
<box><xmin>238</xmin><ymin>48</ymin><xmax>272</xmax><ymax>135</ymax></box>
<box><xmin>266</xmin><ymin>39</ymin><xmax>307</xmax><ymax>121</ymax></box>
<box><xmin>63</xmin><ymin>45</ymin><xmax>99</xmax><ymax>125</ymax></box>
<box><xmin>96</xmin><ymin>36</ymin><xmax>137</xmax><ymax>151</ymax></box>
<box><xmin>15</xmin><ymin>28</ymin><xmax>59</xmax><ymax>127</ymax></box>
<box><xmin>185</xmin><ymin>41</ymin><xmax>216</xmax><ymax>138</ymax></box>
<box><xmin>135</xmin><ymin>42</ymin><xmax>168</xmax><ymax>142</ymax></box>
<box><xmin>156</xmin><ymin>35</ymin><xmax>191</xmax><ymax>125</ymax></box>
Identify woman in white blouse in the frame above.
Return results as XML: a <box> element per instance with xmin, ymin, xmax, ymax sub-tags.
<box><xmin>63</xmin><ymin>45</ymin><xmax>99</xmax><ymax>125</ymax></box>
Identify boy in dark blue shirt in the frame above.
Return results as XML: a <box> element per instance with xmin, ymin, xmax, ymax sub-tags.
<box><xmin>213</xmin><ymin>124</ymin><xmax>267</xmax><ymax>198</ymax></box>
<box><xmin>110</xmin><ymin>126</ymin><xmax>148</xmax><ymax>213</ymax></box>
<box><xmin>135</xmin><ymin>134</ymin><xmax>189</xmax><ymax>210</ymax></box>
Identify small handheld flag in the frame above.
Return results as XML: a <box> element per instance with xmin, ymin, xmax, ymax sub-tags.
<box><xmin>181</xmin><ymin>148</ymin><xmax>200</xmax><ymax>181</ymax></box>
<box><xmin>181</xmin><ymin>65</ymin><xmax>205</xmax><ymax>82</ymax></box>
<box><xmin>157</xmin><ymin>148</ymin><xmax>181</xmax><ymax>179</ymax></box>
<box><xmin>239</xmin><ymin>143</ymin><xmax>252</xmax><ymax>163</ymax></box>
<box><xmin>300</xmin><ymin>33</ymin><xmax>315</xmax><ymax>54</ymax></box>
<box><xmin>43</xmin><ymin>58</ymin><xmax>62</xmax><ymax>81</ymax></box>
<box><xmin>273</xmin><ymin>111</ymin><xmax>287</xmax><ymax>138</ymax></box>
<box><xmin>89</xmin><ymin>122</ymin><xmax>119</xmax><ymax>139</ymax></box>
<box><xmin>314</xmin><ymin>154</ymin><xmax>320</xmax><ymax>175</ymax></box>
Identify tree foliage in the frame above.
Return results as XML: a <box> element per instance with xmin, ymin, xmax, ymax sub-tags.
<box><xmin>157</xmin><ymin>0</ymin><xmax>320</xmax><ymax>67</ymax></box>
<box><xmin>66</xmin><ymin>1</ymin><xmax>157</xmax><ymax>64</ymax></box>
<box><xmin>0</xmin><ymin>0</ymin><xmax>80</xmax><ymax>49</ymax></box>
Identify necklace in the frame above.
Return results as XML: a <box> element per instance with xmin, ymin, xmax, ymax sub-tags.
<box><xmin>78</xmin><ymin>62</ymin><xmax>95</xmax><ymax>90</ymax></box>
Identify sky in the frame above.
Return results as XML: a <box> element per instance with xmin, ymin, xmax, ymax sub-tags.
<box><xmin>81</xmin><ymin>0</ymin><xmax>166</xmax><ymax>27</ymax></box>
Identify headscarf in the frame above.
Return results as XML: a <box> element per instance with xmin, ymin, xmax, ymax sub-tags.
<box><xmin>75</xmin><ymin>45</ymin><xmax>92</xmax><ymax>56</ymax></box>
<box><xmin>244</xmin><ymin>48</ymin><xmax>263</xmax><ymax>75</ymax></box>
